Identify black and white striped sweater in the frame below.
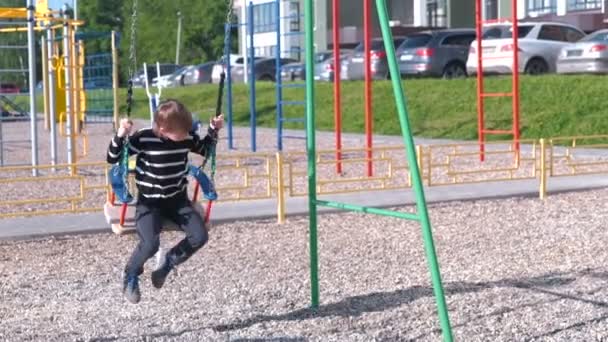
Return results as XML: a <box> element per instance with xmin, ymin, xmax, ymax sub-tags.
<box><xmin>107</xmin><ymin>127</ymin><xmax>217</xmax><ymax>201</ymax></box>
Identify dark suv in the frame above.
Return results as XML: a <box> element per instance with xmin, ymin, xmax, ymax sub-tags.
<box><xmin>396</xmin><ymin>29</ymin><xmax>476</xmax><ymax>79</ymax></box>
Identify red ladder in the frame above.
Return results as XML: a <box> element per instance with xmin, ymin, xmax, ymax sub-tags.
<box><xmin>474</xmin><ymin>1</ymin><xmax>521</xmax><ymax>161</ymax></box>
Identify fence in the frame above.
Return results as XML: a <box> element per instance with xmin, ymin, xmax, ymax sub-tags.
<box><xmin>2</xmin><ymin>136</ymin><xmax>608</xmax><ymax>221</ymax></box>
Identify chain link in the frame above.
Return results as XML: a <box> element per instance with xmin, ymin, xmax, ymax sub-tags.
<box><xmin>128</xmin><ymin>0</ymin><xmax>138</xmax><ymax>81</ymax></box>
<box><xmin>126</xmin><ymin>0</ymin><xmax>138</xmax><ymax>117</ymax></box>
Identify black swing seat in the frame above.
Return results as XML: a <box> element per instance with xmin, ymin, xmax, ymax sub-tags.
<box><xmin>103</xmin><ymin>200</ymin><xmax>207</xmax><ymax>235</ymax></box>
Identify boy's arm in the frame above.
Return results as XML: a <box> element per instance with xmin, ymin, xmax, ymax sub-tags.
<box><xmin>106</xmin><ymin>131</ymin><xmax>142</xmax><ymax>164</ymax></box>
<box><xmin>191</xmin><ymin>125</ymin><xmax>219</xmax><ymax>157</ymax></box>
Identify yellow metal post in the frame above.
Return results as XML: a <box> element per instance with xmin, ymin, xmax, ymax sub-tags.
<box><xmin>276</xmin><ymin>152</ymin><xmax>286</xmax><ymax>224</ymax></box>
<box><xmin>539</xmin><ymin>138</ymin><xmax>547</xmax><ymax>200</ymax></box>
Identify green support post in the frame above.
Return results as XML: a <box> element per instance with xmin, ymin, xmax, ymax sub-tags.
<box><xmin>304</xmin><ymin>0</ymin><xmax>454</xmax><ymax>340</ymax></box>
<box><xmin>304</xmin><ymin>0</ymin><xmax>320</xmax><ymax>309</ymax></box>
<box><xmin>375</xmin><ymin>1</ymin><xmax>453</xmax><ymax>340</ymax></box>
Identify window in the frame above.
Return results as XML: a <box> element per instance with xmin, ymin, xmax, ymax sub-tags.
<box><xmin>482</xmin><ymin>25</ymin><xmax>534</xmax><ymax>39</ymax></box>
<box><xmin>527</xmin><ymin>0</ymin><xmax>557</xmax><ymax>14</ymax></box>
<box><xmin>253</xmin><ymin>2</ymin><xmax>274</xmax><ymax>33</ymax></box>
<box><xmin>288</xmin><ymin>2</ymin><xmax>300</xmax><ymax>32</ymax></box>
<box><xmin>538</xmin><ymin>25</ymin><xmax>565</xmax><ymax>41</ymax></box>
<box><xmin>568</xmin><ymin>0</ymin><xmax>602</xmax><ymax>10</ymax></box>
<box><xmin>441</xmin><ymin>34</ymin><xmax>476</xmax><ymax>46</ymax></box>
<box><xmin>399</xmin><ymin>34</ymin><xmax>433</xmax><ymax>49</ymax></box>
<box><xmin>426</xmin><ymin>0</ymin><xmax>447</xmax><ymax>27</ymax></box>
<box><xmin>561</xmin><ymin>27</ymin><xmax>585</xmax><ymax>42</ymax></box>
<box><xmin>485</xmin><ymin>0</ymin><xmax>498</xmax><ymax>20</ymax></box>
<box><xmin>581</xmin><ymin>31</ymin><xmax>608</xmax><ymax>42</ymax></box>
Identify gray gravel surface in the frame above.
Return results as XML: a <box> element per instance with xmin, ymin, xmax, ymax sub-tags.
<box><xmin>2</xmin><ymin>188</ymin><xmax>608</xmax><ymax>341</ymax></box>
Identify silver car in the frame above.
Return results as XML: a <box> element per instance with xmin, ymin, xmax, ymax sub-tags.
<box><xmin>344</xmin><ymin>37</ymin><xmax>407</xmax><ymax>80</ymax></box>
<box><xmin>557</xmin><ymin>29</ymin><xmax>608</xmax><ymax>74</ymax></box>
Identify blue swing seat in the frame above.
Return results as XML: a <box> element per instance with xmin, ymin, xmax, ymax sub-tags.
<box><xmin>109</xmin><ymin>163</ymin><xmax>218</xmax><ymax>203</ymax></box>
<box><xmin>189</xmin><ymin>165</ymin><xmax>218</xmax><ymax>201</ymax></box>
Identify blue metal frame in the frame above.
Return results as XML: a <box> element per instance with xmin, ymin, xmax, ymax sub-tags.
<box><xmin>275</xmin><ymin>0</ymin><xmax>307</xmax><ymax>151</ymax></box>
<box><xmin>248</xmin><ymin>1</ymin><xmax>257</xmax><ymax>152</ymax></box>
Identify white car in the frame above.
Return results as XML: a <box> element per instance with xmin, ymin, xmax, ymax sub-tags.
<box><xmin>211</xmin><ymin>54</ymin><xmax>240</xmax><ymax>84</ymax></box>
<box><xmin>467</xmin><ymin>22</ymin><xmax>585</xmax><ymax>75</ymax></box>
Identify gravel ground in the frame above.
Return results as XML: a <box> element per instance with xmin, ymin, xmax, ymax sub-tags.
<box><xmin>2</xmin><ymin>118</ymin><xmax>608</xmax><ymax>341</ymax></box>
<box><xmin>2</xmin><ymin>188</ymin><xmax>608</xmax><ymax>341</ymax></box>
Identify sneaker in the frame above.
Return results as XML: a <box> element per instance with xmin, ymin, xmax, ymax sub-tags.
<box><xmin>151</xmin><ymin>254</ymin><xmax>174</xmax><ymax>289</ymax></box>
<box><xmin>123</xmin><ymin>274</ymin><xmax>141</xmax><ymax>304</ymax></box>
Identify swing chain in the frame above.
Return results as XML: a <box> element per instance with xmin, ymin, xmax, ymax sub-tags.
<box><xmin>126</xmin><ymin>0</ymin><xmax>138</xmax><ymax>117</ymax></box>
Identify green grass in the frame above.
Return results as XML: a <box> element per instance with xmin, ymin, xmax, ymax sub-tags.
<box><xmin>14</xmin><ymin>74</ymin><xmax>606</xmax><ymax>141</ymax></box>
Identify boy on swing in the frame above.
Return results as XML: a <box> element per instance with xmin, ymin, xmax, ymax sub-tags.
<box><xmin>107</xmin><ymin>99</ymin><xmax>224</xmax><ymax>304</ymax></box>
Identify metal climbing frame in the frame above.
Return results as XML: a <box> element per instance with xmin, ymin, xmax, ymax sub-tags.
<box><xmin>304</xmin><ymin>0</ymin><xmax>454</xmax><ymax>340</ymax></box>
<box><xmin>0</xmin><ymin>8</ymin><xmax>34</xmax><ymax>169</ymax></box>
<box><xmin>76</xmin><ymin>31</ymin><xmax>118</xmax><ymax>124</ymax></box>
<box><xmin>275</xmin><ymin>0</ymin><xmax>306</xmax><ymax>151</ymax></box>
<box><xmin>474</xmin><ymin>0</ymin><xmax>521</xmax><ymax>161</ymax></box>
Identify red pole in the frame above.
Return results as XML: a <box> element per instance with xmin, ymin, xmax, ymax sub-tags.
<box><xmin>192</xmin><ymin>181</ymin><xmax>200</xmax><ymax>202</ymax></box>
<box><xmin>363</xmin><ymin>0</ymin><xmax>373</xmax><ymax>176</ymax></box>
<box><xmin>512</xmin><ymin>0</ymin><xmax>520</xmax><ymax>155</ymax></box>
<box><xmin>333</xmin><ymin>0</ymin><xmax>342</xmax><ymax>175</ymax></box>
<box><xmin>475</xmin><ymin>0</ymin><xmax>485</xmax><ymax>162</ymax></box>
<box><xmin>205</xmin><ymin>200</ymin><xmax>213</xmax><ymax>224</ymax></box>
<box><xmin>119</xmin><ymin>203</ymin><xmax>128</xmax><ymax>226</ymax></box>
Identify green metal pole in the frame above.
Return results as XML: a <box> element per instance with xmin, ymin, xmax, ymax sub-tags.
<box><xmin>375</xmin><ymin>0</ymin><xmax>454</xmax><ymax>340</ymax></box>
<box><xmin>304</xmin><ymin>0</ymin><xmax>320</xmax><ymax>309</ymax></box>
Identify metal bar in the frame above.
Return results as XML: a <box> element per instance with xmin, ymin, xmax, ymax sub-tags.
<box><xmin>0</xmin><ymin>69</ymin><xmax>29</xmax><ymax>73</ymax></box>
<box><xmin>511</xmin><ymin>0</ymin><xmax>521</xmax><ymax>155</ymax></box>
<box><xmin>225</xmin><ymin>23</ymin><xmax>234</xmax><ymax>150</ymax></box>
<box><xmin>0</xmin><ymin>45</ymin><xmax>28</xmax><ymax>49</ymax></box>
<box><xmin>481</xmin><ymin>92</ymin><xmax>513</xmax><ymax>97</ymax></box>
<box><xmin>333</xmin><ymin>0</ymin><xmax>342</xmax><ymax>175</ymax></box>
<box><xmin>316</xmin><ymin>200</ymin><xmax>419</xmax><ymax>220</ymax></box>
<box><xmin>475</xmin><ymin>0</ymin><xmax>485</xmax><ymax>162</ymax></box>
<box><xmin>304</xmin><ymin>0</ymin><xmax>320</xmax><ymax>309</ymax></box>
<box><xmin>276</xmin><ymin>0</ymin><xmax>283</xmax><ymax>151</ymax></box>
<box><xmin>112</xmin><ymin>31</ymin><xmax>119</xmax><ymax>130</ymax></box>
<box><xmin>376</xmin><ymin>0</ymin><xmax>453</xmax><ymax>340</ymax></box>
<box><xmin>0</xmin><ymin>112</ymin><xmax>3</xmax><ymax>166</ymax></box>
<box><xmin>248</xmin><ymin>1</ymin><xmax>256</xmax><ymax>152</ymax></box>
<box><xmin>364</xmin><ymin>0</ymin><xmax>373</xmax><ymax>177</ymax></box>
<box><xmin>482</xmin><ymin>129</ymin><xmax>512</xmax><ymax>134</ymax></box>
<box><xmin>63</xmin><ymin>10</ymin><xmax>75</xmax><ymax>174</ymax></box>
<box><xmin>27</xmin><ymin>0</ymin><xmax>39</xmax><ymax>177</ymax></box>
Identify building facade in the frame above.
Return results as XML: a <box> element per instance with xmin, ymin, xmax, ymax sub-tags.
<box><xmin>233</xmin><ymin>0</ymin><xmax>607</xmax><ymax>61</ymax></box>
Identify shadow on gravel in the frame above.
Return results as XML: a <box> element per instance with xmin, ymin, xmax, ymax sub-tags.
<box><xmin>214</xmin><ymin>268</ymin><xmax>608</xmax><ymax>339</ymax></box>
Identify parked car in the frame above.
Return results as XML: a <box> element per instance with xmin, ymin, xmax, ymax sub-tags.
<box><xmin>152</xmin><ymin>65</ymin><xmax>195</xmax><ymax>88</ymax></box>
<box><xmin>231</xmin><ymin>57</ymin><xmax>298</xmax><ymax>82</ymax></box>
<box><xmin>183</xmin><ymin>62</ymin><xmax>216</xmax><ymax>85</ymax></box>
<box><xmin>280</xmin><ymin>51</ymin><xmax>353</xmax><ymax>82</ymax></box>
<box><xmin>343</xmin><ymin>36</ymin><xmax>407</xmax><ymax>80</ymax></box>
<box><xmin>131</xmin><ymin>63</ymin><xmax>182</xmax><ymax>87</ymax></box>
<box><xmin>212</xmin><ymin>54</ymin><xmax>240</xmax><ymax>84</ymax></box>
<box><xmin>467</xmin><ymin>21</ymin><xmax>585</xmax><ymax>75</ymax></box>
<box><xmin>396</xmin><ymin>29</ymin><xmax>476</xmax><ymax>79</ymax></box>
<box><xmin>556</xmin><ymin>29</ymin><xmax>608</xmax><ymax>74</ymax></box>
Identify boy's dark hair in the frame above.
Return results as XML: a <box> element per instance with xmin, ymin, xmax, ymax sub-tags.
<box><xmin>154</xmin><ymin>99</ymin><xmax>193</xmax><ymax>134</ymax></box>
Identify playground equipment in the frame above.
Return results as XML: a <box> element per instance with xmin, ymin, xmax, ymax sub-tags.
<box><xmin>304</xmin><ymin>0</ymin><xmax>453</xmax><ymax>341</ymax></box>
<box><xmin>0</xmin><ymin>1</ymin><xmax>117</xmax><ymax>173</ymax></box>
<box><xmin>474</xmin><ymin>0</ymin><xmax>521</xmax><ymax>161</ymax></box>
